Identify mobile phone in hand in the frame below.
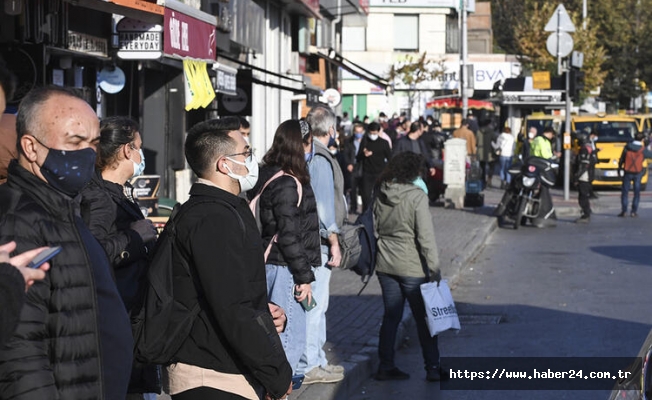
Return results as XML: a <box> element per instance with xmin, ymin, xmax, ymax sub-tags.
<box><xmin>27</xmin><ymin>246</ymin><xmax>62</xmax><ymax>269</ymax></box>
<box><xmin>294</xmin><ymin>288</ymin><xmax>317</xmax><ymax>311</ymax></box>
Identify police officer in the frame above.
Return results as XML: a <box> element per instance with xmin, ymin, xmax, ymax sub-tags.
<box><xmin>574</xmin><ymin>132</ymin><xmax>594</xmax><ymax>223</ymax></box>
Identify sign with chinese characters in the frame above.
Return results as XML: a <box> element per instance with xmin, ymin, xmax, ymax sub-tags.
<box><xmin>164</xmin><ymin>8</ymin><xmax>216</xmax><ymax>62</ymax></box>
<box><xmin>117</xmin><ymin>18</ymin><xmax>163</xmax><ymax>60</ymax></box>
<box><xmin>67</xmin><ymin>31</ymin><xmax>108</xmax><ymax>57</ymax></box>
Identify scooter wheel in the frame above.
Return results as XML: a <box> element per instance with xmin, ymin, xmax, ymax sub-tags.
<box><xmin>513</xmin><ymin>199</ymin><xmax>526</xmax><ymax>230</ymax></box>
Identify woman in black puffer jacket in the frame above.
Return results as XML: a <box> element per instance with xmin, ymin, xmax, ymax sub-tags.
<box><xmin>80</xmin><ymin>116</ymin><xmax>160</xmax><ymax>397</ymax></box>
<box><xmin>248</xmin><ymin>119</ymin><xmax>321</xmax><ymax>377</ymax></box>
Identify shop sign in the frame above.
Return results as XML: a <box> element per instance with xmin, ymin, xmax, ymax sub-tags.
<box><xmin>164</xmin><ymin>8</ymin><xmax>216</xmax><ymax>62</ymax></box>
<box><xmin>502</xmin><ymin>91</ymin><xmax>563</xmax><ymax>104</ymax></box>
<box><xmin>213</xmin><ymin>63</ymin><xmax>237</xmax><ymax>96</ymax></box>
<box><xmin>67</xmin><ymin>31</ymin><xmax>108</xmax><ymax>57</ymax></box>
<box><xmin>299</xmin><ymin>0</ymin><xmax>321</xmax><ymax>16</ymax></box>
<box><xmin>368</xmin><ymin>0</ymin><xmax>475</xmax><ymax>11</ymax></box>
<box><xmin>306</xmin><ymin>87</ymin><xmax>321</xmax><ymax>106</ymax></box>
<box><xmin>117</xmin><ymin>18</ymin><xmax>163</xmax><ymax>60</ymax></box>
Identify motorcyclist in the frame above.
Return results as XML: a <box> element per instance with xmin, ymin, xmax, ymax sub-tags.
<box><xmin>520</xmin><ymin>126</ymin><xmax>558</xmax><ymax>228</ymax></box>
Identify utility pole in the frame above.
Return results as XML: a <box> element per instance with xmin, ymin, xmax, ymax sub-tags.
<box><xmin>460</xmin><ymin>0</ymin><xmax>468</xmax><ymax>117</ymax></box>
<box><xmin>582</xmin><ymin>0</ymin><xmax>587</xmax><ymax>30</ymax></box>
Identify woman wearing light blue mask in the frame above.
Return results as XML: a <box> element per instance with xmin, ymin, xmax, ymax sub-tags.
<box><xmin>80</xmin><ymin>116</ymin><xmax>161</xmax><ymax>397</ymax></box>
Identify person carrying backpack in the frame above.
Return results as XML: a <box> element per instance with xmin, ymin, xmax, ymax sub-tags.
<box><xmin>373</xmin><ymin>152</ymin><xmax>442</xmax><ymax>383</ymax></box>
<box><xmin>618</xmin><ymin>132</ymin><xmax>652</xmax><ymax>217</ymax></box>
<box><xmin>163</xmin><ymin>118</ymin><xmax>292</xmax><ymax>400</ymax></box>
<box><xmin>247</xmin><ymin>119</ymin><xmax>321</xmax><ymax>381</ymax></box>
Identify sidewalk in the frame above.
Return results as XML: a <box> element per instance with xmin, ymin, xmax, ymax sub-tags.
<box><xmin>292</xmin><ymin>184</ymin><xmax>611</xmax><ymax>400</ymax></box>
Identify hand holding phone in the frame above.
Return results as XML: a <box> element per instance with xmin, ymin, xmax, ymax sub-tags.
<box><xmin>27</xmin><ymin>246</ymin><xmax>62</xmax><ymax>269</ymax></box>
<box><xmin>294</xmin><ymin>287</ymin><xmax>317</xmax><ymax>311</ymax></box>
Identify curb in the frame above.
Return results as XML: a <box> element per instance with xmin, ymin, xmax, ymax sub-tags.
<box><xmin>294</xmin><ymin>212</ymin><xmax>498</xmax><ymax>400</ymax></box>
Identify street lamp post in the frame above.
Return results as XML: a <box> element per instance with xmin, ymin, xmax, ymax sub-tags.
<box><xmin>460</xmin><ymin>0</ymin><xmax>468</xmax><ymax>117</ymax></box>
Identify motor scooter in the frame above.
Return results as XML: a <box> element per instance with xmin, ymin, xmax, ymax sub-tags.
<box><xmin>494</xmin><ymin>157</ymin><xmax>559</xmax><ymax>229</ymax></box>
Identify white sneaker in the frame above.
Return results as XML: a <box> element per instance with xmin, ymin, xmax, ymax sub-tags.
<box><xmin>303</xmin><ymin>366</ymin><xmax>344</xmax><ymax>384</ymax></box>
<box><xmin>322</xmin><ymin>363</ymin><xmax>345</xmax><ymax>374</ymax></box>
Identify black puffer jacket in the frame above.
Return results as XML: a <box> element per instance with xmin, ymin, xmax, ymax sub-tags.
<box><xmin>0</xmin><ymin>161</ymin><xmax>107</xmax><ymax>399</ymax></box>
<box><xmin>80</xmin><ymin>171</ymin><xmax>160</xmax><ymax>394</ymax></box>
<box><xmin>249</xmin><ymin>165</ymin><xmax>321</xmax><ymax>284</ymax></box>
<box><xmin>80</xmin><ymin>171</ymin><xmax>152</xmax><ymax>312</ymax></box>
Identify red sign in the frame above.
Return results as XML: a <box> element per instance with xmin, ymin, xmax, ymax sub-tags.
<box><xmin>299</xmin><ymin>56</ymin><xmax>307</xmax><ymax>74</ymax></box>
<box><xmin>359</xmin><ymin>0</ymin><xmax>369</xmax><ymax>14</ymax></box>
<box><xmin>164</xmin><ymin>8</ymin><xmax>216</xmax><ymax>62</ymax></box>
<box><xmin>300</xmin><ymin>0</ymin><xmax>320</xmax><ymax>17</ymax></box>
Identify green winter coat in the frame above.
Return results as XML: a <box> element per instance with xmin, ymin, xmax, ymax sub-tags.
<box><xmin>373</xmin><ymin>182</ymin><xmax>441</xmax><ymax>279</ymax></box>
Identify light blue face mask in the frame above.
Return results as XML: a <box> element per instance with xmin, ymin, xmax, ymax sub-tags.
<box><xmin>413</xmin><ymin>177</ymin><xmax>428</xmax><ymax>195</ymax></box>
<box><xmin>132</xmin><ymin>148</ymin><xmax>146</xmax><ymax>178</ymax></box>
<box><xmin>305</xmin><ymin>142</ymin><xmax>314</xmax><ymax>162</ymax></box>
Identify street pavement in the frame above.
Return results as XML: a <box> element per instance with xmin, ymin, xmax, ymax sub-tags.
<box><xmin>347</xmin><ymin>185</ymin><xmax>652</xmax><ymax>400</ymax></box>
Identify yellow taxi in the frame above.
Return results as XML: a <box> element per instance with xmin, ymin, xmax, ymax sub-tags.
<box><xmin>571</xmin><ymin>114</ymin><xmax>648</xmax><ymax>188</ymax></box>
<box><xmin>631</xmin><ymin>114</ymin><xmax>652</xmax><ymax>134</ymax></box>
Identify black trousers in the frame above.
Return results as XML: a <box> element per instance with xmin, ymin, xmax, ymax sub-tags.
<box><xmin>350</xmin><ymin>176</ymin><xmax>362</xmax><ymax>213</ymax></box>
<box><xmin>578</xmin><ymin>182</ymin><xmax>592</xmax><ymax>217</ymax></box>
<box><xmin>360</xmin><ymin>173</ymin><xmax>379</xmax><ymax>212</ymax></box>
<box><xmin>172</xmin><ymin>387</ymin><xmax>251</xmax><ymax>400</ymax></box>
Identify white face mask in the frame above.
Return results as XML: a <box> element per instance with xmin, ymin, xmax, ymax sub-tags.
<box><xmin>132</xmin><ymin>149</ymin><xmax>145</xmax><ymax>178</ymax></box>
<box><xmin>528</xmin><ymin>131</ymin><xmax>536</xmax><ymax>139</ymax></box>
<box><xmin>369</xmin><ymin>134</ymin><xmax>379</xmax><ymax>141</ymax></box>
<box><xmin>224</xmin><ymin>153</ymin><xmax>259</xmax><ymax>193</ymax></box>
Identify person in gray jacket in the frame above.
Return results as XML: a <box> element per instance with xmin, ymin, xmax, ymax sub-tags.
<box><xmin>373</xmin><ymin>152</ymin><xmax>442</xmax><ymax>383</ymax></box>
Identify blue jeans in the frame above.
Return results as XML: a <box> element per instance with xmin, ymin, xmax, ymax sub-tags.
<box><xmin>499</xmin><ymin>156</ymin><xmax>512</xmax><ymax>183</ymax></box>
<box><xmin>266</xmin><ymin>264</ymin><xmax>306</xmax><ymax>375</ymax></box>
<box><xmin>377</xmin><ymin>272</ymin><xmax>440</xmax><ymax>371</ymax></box>
<box><xmin>297</xmin><ymin>252</ymin><xmax>331</xmax><ymax>374</ymax></box>
<box><xmin>621</xmin><ymin>171</ymin><xmax>644</xmax><ymax>213</ymax></box>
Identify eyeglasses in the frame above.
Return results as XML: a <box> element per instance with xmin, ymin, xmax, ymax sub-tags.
<box><xmin>225</xmin><ymin>148</ymin><xmax>253</xmax><ymax>159</ymax></box>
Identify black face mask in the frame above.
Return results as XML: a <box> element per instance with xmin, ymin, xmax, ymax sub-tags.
<box><xmin>35</xmin><ymin>137</ymin><xmax>97</xmax><ymax>197</ymax></box>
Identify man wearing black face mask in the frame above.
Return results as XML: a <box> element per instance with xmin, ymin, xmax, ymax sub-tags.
<box><xmin>0</xmin><ymin>86</ymin><xmax>133</xmax><ymax>399</ymax></box>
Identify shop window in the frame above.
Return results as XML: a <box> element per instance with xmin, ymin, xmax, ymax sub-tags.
<box><xmin>446</xmin><ymin>13</ymin><xmax>459</xmax><ymax>53</ymax></box>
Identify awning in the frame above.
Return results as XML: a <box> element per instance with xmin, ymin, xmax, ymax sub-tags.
<box><xmin>217</xmin><ymin>54</ymin><xmax>305</xmax><ymax>93</ymax></box>
<box><xmin>426</xmin><ymin>97</ymin><xmax>495</xmax><ymax>111</ymax></box>
<box><xmin>278</xmin><ymin>0</ymin><xmax>322</xmax><ymax>19</ymax></box>
<box><xmin>312</xmin><ymin>49</ymin><xmax>390</xmax><ymax>92</ymax></box>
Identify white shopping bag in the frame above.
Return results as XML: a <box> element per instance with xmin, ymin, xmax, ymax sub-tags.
<box><xmin>420</xmin><ymin>279</ymin><xmax>461</xmax><ymax>336</ymax></box>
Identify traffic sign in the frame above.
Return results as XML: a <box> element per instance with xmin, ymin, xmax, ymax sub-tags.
<box><xmin>546</xmin><ymin>32</ymin><xmax>574</xmax><ymax>58</ymax></box>
<box><xmin>545</xmin><ymin>4</ymin><xmax>576</xmax><ymax>32</ymax></box>
<box><xmin>532</xmin><ymin>71</ymin><xmax>551</xmax><ymax>90</ymax></box>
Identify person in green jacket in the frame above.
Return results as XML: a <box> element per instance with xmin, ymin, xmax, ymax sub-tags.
<box><xmin>372</xmin><ymin>152</ymin><xmax>442</xmax><ymax>383</ymax></box>
<box><xmin>530</xmin><ymin>126</ymin><xmax>560</xmax><ymax>160</ymax></box>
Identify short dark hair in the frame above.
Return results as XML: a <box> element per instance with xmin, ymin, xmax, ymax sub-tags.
<box><xmin>306</xmin><ymin>105</ymin><xmax>336</xmax><ymax>138</ymax></box>
<box><xmin>367</xmin><ymin>122</ymin><xmax>381</xmax><ymax>132</ymax></box>
<box><xmin>16</xmin><ymin>85</ymin><xmax>84</xmax><ymax>143</ymax></box>
<box><xmin>378</xmin><ymin>151</ymin><xmax>426</xmax><ymax>185</ymax></box>
<box><xmin>635</xmin><ymin>132</ymin><xmax>645</xmax><ymax>141</ymax></box>
<box><xmin>460</xmin><ymin>119</ymin><xmax>469</xmax><ymax>127</ymax></box>
<box><xmin>97</xmin><ymin>116</ymin><xmax>139</xmax><ymax>171</ymax></box>
<box><xmin>0</xmin><ymin>59</ymin><xmax>16</xmax><ymax>103</ymax></box>
<box><xmin>543</xmin><ymin>126</ymin><xmax>555</xmax><ymax>135</ymax></box>
<box><xmin>238</xmin><ymin>116</ymin><xmax>250</xmax><ymax>129</ymax></box>
<box><xmin>185</xmin><ymin>117</ymin><xmax>240</xmax><ymax>178</ymax></box>
<box><xmin>262</xmin><ymin>119</ymin><xmax>310</xmax><ymax>185</ymax></box>
<box><xmin>409</xmin><ymin>121</ymin><xmax>421</xmax><ymax>134</ymax></box>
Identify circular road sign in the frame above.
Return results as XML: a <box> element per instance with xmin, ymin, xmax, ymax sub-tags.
<box><xmin>546</xmin><ymin>32</ymin><xmax>574</xmax><ymax>58</ymax></box>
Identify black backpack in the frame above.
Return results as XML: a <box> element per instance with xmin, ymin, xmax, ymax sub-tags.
<box><xmin>340</xmin><ymin>206</ymin><xmax>377</xmax><ymax>295</ymax></box>
<box><xmin>132</xmin><ymin>199</ymin><xmax>243</xmax><ymax>364</ymax></box>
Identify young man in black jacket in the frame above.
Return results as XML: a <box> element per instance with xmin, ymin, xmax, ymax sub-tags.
<box><xmin>357</xmin><ymin>122</ymin><xmax>392</xmax><ymax>212</ymax></box>
<box><xmin>166</xmin><ymin>118</ymin><xmax>292</xmax><ymax>400</ymax></box>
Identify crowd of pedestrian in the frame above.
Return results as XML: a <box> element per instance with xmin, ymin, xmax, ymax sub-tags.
<box><xmin>0</xmin><ymin>51</ymin><xmax>600</xmax><ymax>400</ymax></box>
